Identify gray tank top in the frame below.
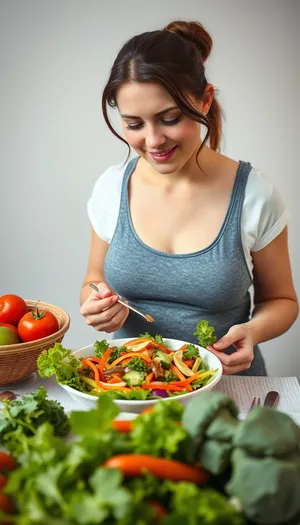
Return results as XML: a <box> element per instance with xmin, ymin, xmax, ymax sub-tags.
<box><xmin>104</xmin><ymin>157</ymin><xmax>266</xmax><ymax>376</ymax></box>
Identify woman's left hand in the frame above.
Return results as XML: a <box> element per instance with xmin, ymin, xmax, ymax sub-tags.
<box><xmin>207</xmin><ymin>323</ymin><xmax>254</xmax><ymax>375</ymax></box>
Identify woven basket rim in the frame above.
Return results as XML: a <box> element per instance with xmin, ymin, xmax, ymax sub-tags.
<box><xmin>0</xmin><ymin>300</ymin><xmax>70</xmax><ymax>355</ymax></box>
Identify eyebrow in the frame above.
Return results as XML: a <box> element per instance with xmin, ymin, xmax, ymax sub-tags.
<box><xmin>120</xmin><ymin>106</ymin><xmax>179</xmax><ymax>119</ymax></box>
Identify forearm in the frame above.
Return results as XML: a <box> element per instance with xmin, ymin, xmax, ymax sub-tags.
<box><xmin>245</xmin><ymin>298</ymin><xmax>299</xmax><ymax>346</ymax></box>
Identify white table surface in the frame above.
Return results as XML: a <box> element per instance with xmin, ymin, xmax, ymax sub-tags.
<box><xmin>2</xmin><ymin>373</ymin><xmax>300</xmax><ymax>424</ymax></box>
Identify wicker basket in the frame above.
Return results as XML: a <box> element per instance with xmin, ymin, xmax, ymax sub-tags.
<box><xmin>0</xmin><ymin>300</ymin><xmax>70</xmax><ymax>386</ymax></box>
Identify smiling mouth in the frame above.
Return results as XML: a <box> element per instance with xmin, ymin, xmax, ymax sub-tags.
<box><xmin>149</xmin><ymin>147</ymin><xmax>177</xmax><ymax>157</ymax></box>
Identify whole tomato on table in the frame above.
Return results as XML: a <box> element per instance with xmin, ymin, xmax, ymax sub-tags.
<box><xmin>18</xmin><ymin>306</ymin><xmax>59</xmax><ymax>342</ymax></box>
<box><xmin>0</xmin><ymin>294</ymin><xmax>28</xmax><ymax>325</ymax></box>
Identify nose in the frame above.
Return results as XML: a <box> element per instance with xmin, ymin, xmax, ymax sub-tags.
<box><xmin>145</xmin><ymin>125</ymin><xmax>166</xmax><ymax>150</ymax></box>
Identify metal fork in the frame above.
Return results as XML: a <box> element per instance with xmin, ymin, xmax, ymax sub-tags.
<box><xmin>88</xmin><ymin>283</ymin><xmax>155</xmax><ymax>323</ymax></box>
<box><xmin>248</xmin><ymin>396</ymin><xmax>261</xmax><ymax>413</ymax></box>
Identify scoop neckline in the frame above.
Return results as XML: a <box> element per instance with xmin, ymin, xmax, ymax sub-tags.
<box><xmin>124</xmin><ymin>157</ymin><xmax>244</xmax><ymax>259</ymax></box>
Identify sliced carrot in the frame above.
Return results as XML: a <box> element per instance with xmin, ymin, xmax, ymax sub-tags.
<box><xmin>149</xmin><ymin>341</ymin><xmax>172</xmax><ymax>354</ymax></box>
<box><xmin>99</xmin><ymin>348</ymin><xmax>113</xmax><ymax>377</ymax></box>
<box><xmin>141</xmin><ymin>407</ymin><xmax>154</xmax><ymax>416</ymax></box>
<box><xmin>124</xmin><ymin>337</ymin><xmax>153</xmax><ymax>347</ymax></box>
<box><xmin>170</xmin><ymin>371</ymin><xmax>201</xmax><ymax>387</ymax></box>
<box><xmin>169</xmin><ymin>364</ymin><xmax>193</xmax><ymax>391</ymax></box>
<box><xmin>85</xmin><ymin>356</ymin><xmax>103</xmax><ymax>364</ymax></box>
<box><xmin>178</xmin><ymin>343</ymin><xmax>188</xmax><ymax>352</ymax></box>
<box><xmin>108</xmin><ymin>352</ymin><xmax>151</xmax><ymax>368</ymax></box>
<box><xmin>170</xmin><ymin>364</ymin><xmax>186</xmax><ymax>381</ymax></box>
<box><xmin>104</xmin><ymin>454</ymin><xmax>209</xmax><ymax>484</ymax></box>
<box><xmin>112</xmin><ymin>420</ymin><xmax>133</xmax><ymax>433</ymax></box>
<box><xmin>81</xmin><ymin>358</ymin><xmax>102</xmax><ymax>388</ymax></box>
<box><xmin>145</xmin><ymin>372</ymin><xmax>154</xmax><ymax>383</ymax></box>
<box><xmin>81</xmin><ymin>359</ymin><xmax>126</xmax><ymax>390</ymax></box>
<box><xmin>107</xmin><ymin>377</ymin><xmax>123</xmax><ymax>384</ymax></box>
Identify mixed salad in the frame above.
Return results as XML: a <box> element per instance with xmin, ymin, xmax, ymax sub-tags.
<box><xmin>37</xmin><ymin>321</ymin><xmax>219</xmax><ymax>400</ymax></box>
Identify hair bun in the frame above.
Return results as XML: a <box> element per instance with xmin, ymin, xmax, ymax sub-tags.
<box><xmin>163</xmin><ymin>20</ymin><xmax>212</xmax><ymax>62</ymax></box>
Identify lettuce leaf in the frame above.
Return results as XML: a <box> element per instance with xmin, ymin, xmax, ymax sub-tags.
<box><xmin>194</xmin><ymin>320</ymin><xmax>217</xmax><ymax>348</ymax></box>
<box><xmin>37</xmin><ymin>343</ymin><xmax>84</xmax><ymax>392</ymax></box>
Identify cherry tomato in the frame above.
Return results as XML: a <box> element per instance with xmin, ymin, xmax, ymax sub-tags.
<box><xmin>18</xmin><ymin>307</ymin><xmax>59</xmax><ymax>342</ymax></box>
<box><xmin>0</xmin><ymin>294</ymin><xmax>28</xmax><ymax>326</ymax></box>
<box><xmin>0</xmin><ymin>451</ymin><xmax>16</xmax><ymax>471</ymax></box>
<box><xmin>0</xmin><ymin>473</ymin><xmax>7</xmax><ymax>489</ymax></box>
<box><xmin>0</xmin><ymin>492</ymin><xmax>13</xmax><ymax>514</ymax></box>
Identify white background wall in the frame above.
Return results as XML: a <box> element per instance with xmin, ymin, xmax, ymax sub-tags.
<box><xmin>1</xmin><ymin>0</ymin><xmax>299</xmax><ymax>376</ymax></box>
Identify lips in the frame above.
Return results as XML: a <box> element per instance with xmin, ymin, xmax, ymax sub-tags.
<box><xmin>149</xmin><ymin>146</ymin><xmax>178</xmax><ymax>162</ymax></box>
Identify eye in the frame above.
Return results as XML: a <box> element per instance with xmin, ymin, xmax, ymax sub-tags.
<box><xmin>161</xmin><ymin>115</ymin><xmax>182</xmax><ymax>126</ymax></box>
<box><xmin>125</xmin><ymin>122</ymin><xmax>143</xmax><ymax>130</ymax></box>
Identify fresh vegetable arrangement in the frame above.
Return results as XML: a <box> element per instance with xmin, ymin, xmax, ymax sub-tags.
<box><xmin>37</xmin><ymin>322</ymin><xmax>219</xmax><ymax>400</ymax></box>
<box><xmin>0</xmin><ymin>294</ymin><xmax>59</xmax><ymax>345</ymax></box>
<box><xmin>1</xmin><ymin>389</ymin><xmax>300</xmax><ymax>524</ymax></box>
<box><xmin>0</xmin><ymin>390</ymin><xmax>245</xmax><ymax>525</ymax></box>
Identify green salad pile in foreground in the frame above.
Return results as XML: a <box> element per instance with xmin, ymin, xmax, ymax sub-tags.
<box><xmin>37</xmin><ymin>321</ymin><xmax>219</xmax><ymax>400</ymax></box>
<box><xmin>1</xmin><ymin>388</ymin><xmax>300</xmax><ymax>525</ymax></box>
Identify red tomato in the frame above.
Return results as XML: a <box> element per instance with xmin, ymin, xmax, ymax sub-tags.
<box><xmin>0</xmin><ymin>451</ymin><xmax>16</xmax><ymax>471</ymax></box>
<box><xmin>18</xmin><ymin>308</ymin><xmax>59</xmax><ymax>342</ymax></box>
<box><xmin>0</xmin><ymin>492</ymin><xmax>13</xmax><ymax>514</ymax></box>
<box><xmin>0</xmin><ymin>294</ymin><xmax>28</xmax><ymax>326</ymax></box>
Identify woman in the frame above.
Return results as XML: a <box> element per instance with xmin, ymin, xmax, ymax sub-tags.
<box><xmin>80</xmin><ymin>21</ymin><xmax>298</xmax><ymax>375</ymax></box>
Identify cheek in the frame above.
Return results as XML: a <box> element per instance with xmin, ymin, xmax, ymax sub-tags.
<box><xmin>177</xmin><ymin>121</ymin><xmax>200</xmax><ymax>145</ymax></box>
<box><xmin>123</xmin><ymin>129</ymin><xmax>144</xmax><ymax>150</ymax></box>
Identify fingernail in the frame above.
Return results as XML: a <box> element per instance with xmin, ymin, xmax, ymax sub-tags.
<box><xmin>214</xmin><ymin>341</ymin><xmax>223</xmax><ymax>349</ymax></box>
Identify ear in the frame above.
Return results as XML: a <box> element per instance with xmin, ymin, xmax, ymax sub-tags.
<box><xmin>201</xmin><ymin>84</ymin><xmax>215</xmax><ymax>114</ymax></box>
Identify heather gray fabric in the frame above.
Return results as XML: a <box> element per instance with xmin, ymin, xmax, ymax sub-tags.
<box><xmin>104</xmin><ymin>157</ymin><xmax>267</xmax><ymax>376</ymax></box>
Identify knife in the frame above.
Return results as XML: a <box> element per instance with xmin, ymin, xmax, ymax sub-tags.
<box><xmin>263</xmin><ymin>391</ymin><xmax>279</xmax><ymax>408</ymax></box>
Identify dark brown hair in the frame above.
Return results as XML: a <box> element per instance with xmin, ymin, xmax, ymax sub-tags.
<box><xmin>102</xmin><ymin>20</ymin><xmax>223</xmax><ymax>157</ymax></box>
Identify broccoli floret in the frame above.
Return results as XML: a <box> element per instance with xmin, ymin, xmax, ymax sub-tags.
<box><xmin>126</xmin><ymin>357</ymin><xmax>149</xmax><ymax>373</ymax></box>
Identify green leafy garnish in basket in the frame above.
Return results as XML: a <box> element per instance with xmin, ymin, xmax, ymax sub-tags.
<box><xmin>194</xmin><ymin>320</ymin><xmax>217</xmax><ymax>348</ymax></box>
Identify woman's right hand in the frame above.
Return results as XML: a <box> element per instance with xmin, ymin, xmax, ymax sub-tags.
<box><xmin>80</xmin><ymin>282</ymin><xmax>129</xmax><ymax>333</ymax></box>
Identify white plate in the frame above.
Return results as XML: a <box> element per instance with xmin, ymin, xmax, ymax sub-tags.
<box><xmin>60</xmin><ymin>337</ymin><xmax>223</xmax><ymax>414</ymax></box>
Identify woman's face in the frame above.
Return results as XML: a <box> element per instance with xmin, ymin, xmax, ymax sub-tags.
<box><xmin>116</xmin><ymin>82</ymin><xmax>206</xmax><ymax>175</ymax></box>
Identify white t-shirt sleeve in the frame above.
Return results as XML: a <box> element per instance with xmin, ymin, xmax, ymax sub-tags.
<box><xmin>87</xmin><ymin>163</ymin><xmax>126</xmax><ymax>242</ymax></box>
<box><xmin>241</xmin><ymin>168</ymin><xmax>290</xmax><ymax>274</ymax></box>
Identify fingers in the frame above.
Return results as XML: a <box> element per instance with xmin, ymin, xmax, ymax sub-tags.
<box><xmin>208</xmin><ymin>346</ymin><xmax>252</xmax><ymax>367</ymax></box>
<box><xmin>212</xmin><ymin>324</ymin><xmax>251</xmax><ymax>351</ymax></box>
<box><xmin>80</xmin><ymin>281</ymin><xmax>129</xmax><ymax>333</ymax></box>
<box><xmin>92</xmin><ymin>306</ymin><xmax>129</xmax><ymax>333</ymax></box>
<box><xmin>80</xmin><ymin>294</ymin><xmax>119</xmax><ymax>316</ymax></box>
<box><xmin>85</xmin><ymin>300</ymin><xmax>124</xmax><ymax>326</ymax></box>
<box><xmin>207</xmin><ymin>323</ymin><xmax>254</xmax><ymax>375</ymax></box>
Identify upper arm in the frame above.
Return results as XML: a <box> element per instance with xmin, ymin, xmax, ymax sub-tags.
<box><xmin>252</xmin><ymin>227</ymin><xmax>298</xmax><ymax>304</ymax></box>
<box><xmin>82</xmin><ymin>227</ymin><xmax>109</xmax><ymax>286</ymax></box>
